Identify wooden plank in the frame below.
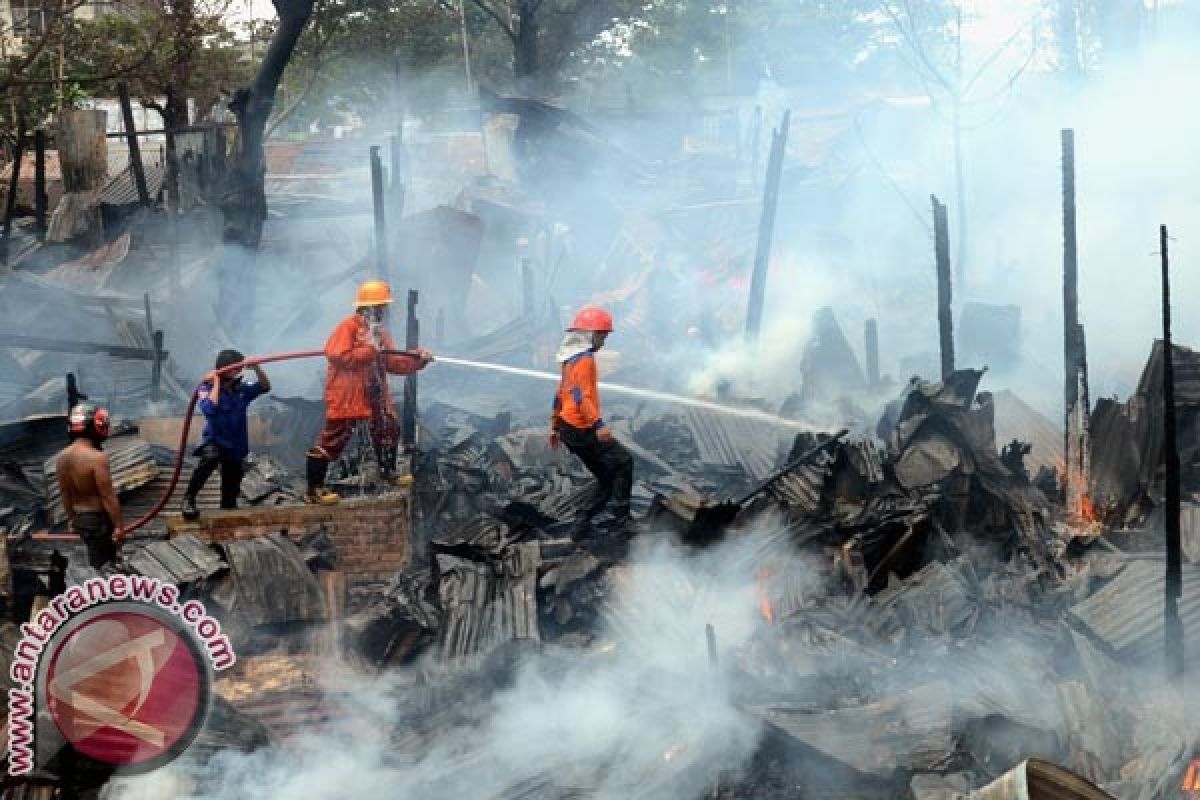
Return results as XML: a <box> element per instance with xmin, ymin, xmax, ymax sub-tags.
<box><xmin>0</xmin><ymin>333</ymin><xmax>164</xmax><ymax>361</ymax></box>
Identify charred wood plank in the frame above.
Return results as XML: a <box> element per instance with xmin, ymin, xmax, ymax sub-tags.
<box><xmin>1161</xmin><ymin>223</ymin><xmax>1183</xmax><ymax>680</ymax></box>
<box><xmin>117</xmin><ymin>83</ymin><xmax>151</xmax><ymax>207</ymax></box>
<box><xmin>745</xmin><ymin>109</ymin><xmax>789</xmax><ymax>343</ymax></box>
<box><xmin>932</xmin><ymin>194</ymin><xmax>954</xmax><ymax>380</ymax></box>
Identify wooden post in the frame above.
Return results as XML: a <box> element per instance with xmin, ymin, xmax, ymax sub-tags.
<box><xmin>1</xmin><ymin>125</ymin><xmax>25</xmax><ymax>264</ymax></box>
<box><xmin>151</xmin><ymin>330</ymin><xmax>165</xmax><ymax>402</ymax></box>
<box><xmin>865</xmin><ymin>318</ymin><xmax>880</xmax><ymax>387</ymax></box>
<box><xmin>745</xmin><ymin>109</ymin><xmax>789</xmax><ymax>343</ymax></box>
<box><xmin>932</xmin><ymin>194</ymin><xmax>954</xmax><ymax>380</ymax></box>
<box><xmin>1161</xmin><ymin>223</ymin><xmax>1183</xmax><ymax>681</ymax></box>
<box><xmin>1062</xmin><ymin>128</ymin><xmax>1080</xmax><ymax>485</ymax></box>
<box><xmin>33</xmin><ymin>129</ymin><xmax>46</xmax><ymax>238</ymax></box>
<box><xmin>402</xmin><ymin>289</ymin><xmax>419</xmax><ymax>449</ymax></box>
<box><xmin>66</xmin><ymin>372</ymin><xmax>86</xmax><ymax>412</ymax></box>
<box><xmin>117</xmin><ymin>83</ymin><xmax>151</xmax><ymax>207</ymax></box>
<box><xmin>370</xmin><ymin>145</ymin><xmax>389</xmax><ymax>283</ymax></box>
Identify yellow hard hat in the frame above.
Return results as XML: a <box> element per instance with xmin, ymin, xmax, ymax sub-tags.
<box><xmin>355</xmin><ymin>279</ymin><xmax>393</xmax><ymax>307</ymax></box>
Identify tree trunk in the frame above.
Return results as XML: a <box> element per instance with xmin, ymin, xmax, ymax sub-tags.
<box><xmin>513</xmin><ymin>0</ymin><xmax>539</xmax><ymax>92</ymax></box>
<box><xmin>216</xmin><ymin>0</ymin><xmax>314</xmax><ymax>343</ymax></box>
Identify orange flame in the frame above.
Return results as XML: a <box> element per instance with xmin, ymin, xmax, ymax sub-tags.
<box><xmin>756</xmin><ymin>569</ymin><xmax>775</xmax><ymax>624</ymax></box>
<box><xmin>1077</xmin><ymin>494</ymin><xmax>1099</xmax><ymax>524</ymax></box>
<box><xmin>1182</xmin><ymin>759</ymin><xmax>1200</xmax><ymax>791</ymax></box>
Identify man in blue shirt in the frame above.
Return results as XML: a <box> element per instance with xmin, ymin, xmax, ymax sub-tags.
<box><xmin>181</xmin><ymin>349</ymin><xmax>271</xmax><ymax>520</ymax></box>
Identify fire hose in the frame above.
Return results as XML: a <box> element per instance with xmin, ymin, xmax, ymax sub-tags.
<box><xmin>20</xmin><ymin>347</ymin><xmax>427</xmax><ymax>541</ymax></box>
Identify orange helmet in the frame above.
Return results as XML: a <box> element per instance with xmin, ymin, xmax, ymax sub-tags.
<box><xmin>355</xmin><ymin>279</ymin><xmax>393</xmax><ymax>308</ymax></box>
<box><xmin>569</xmin><ymin>306</ymin><xmax>613</xmax><ymax>333</ymax></box>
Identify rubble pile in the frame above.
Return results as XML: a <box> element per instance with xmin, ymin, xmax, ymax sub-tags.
<box><xmin>0</xmin><ymin>363</ymin><xmax>1196</xmax><ymax>799</ymax></box>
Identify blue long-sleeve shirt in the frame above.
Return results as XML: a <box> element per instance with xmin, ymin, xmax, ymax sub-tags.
<box><xmin>196</xmin><ymin>380</ymin><xmax>268</xmax><ymax>460</ymax></box>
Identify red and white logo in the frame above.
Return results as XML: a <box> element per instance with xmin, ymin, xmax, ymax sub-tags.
<box><xmin>44</xmin><ymin>605</ymin><xmax>210</xmax><ymax>772</ymax></box>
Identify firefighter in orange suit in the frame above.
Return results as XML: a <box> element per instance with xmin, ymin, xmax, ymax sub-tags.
<box><xmin>551</xmin><ymin>306</ymin><xmax>635</xmax><ymax>533</ymax></box>
<box><xmin>305</xmin><ymin>280</ymin><xmax>433</xmax><ymax>504</ymax></box>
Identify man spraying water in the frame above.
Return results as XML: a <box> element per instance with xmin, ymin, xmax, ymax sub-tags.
<box><xmin>305</xmin><ymin>279</ymin><xmax>434</xmax><ymax>504</ymax></box>
<box><xmin>550</xmin><ymin>306</ymin><xmax>636</xmax><ymax>536</ymax></box>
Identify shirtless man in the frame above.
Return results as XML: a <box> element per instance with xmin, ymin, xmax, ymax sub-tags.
<box><xmin>56</xmin><ymin>404</ymin><xmax>124</xmax><ymax>569</ymax></box>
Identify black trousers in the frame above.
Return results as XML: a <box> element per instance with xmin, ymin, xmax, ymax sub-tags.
<box><xmin>185</xmin><ymin>443</ymin><xmax>245</xmax><ymax>509</ymax></box>
<box><xmin>74</xmin><ymin>512</ymin><xmax>116</xmax><ymax>569</ymax></box>
<box><xmin>559</xmin><ymin>424</ymin><xmax>633</xmax><ymax>518</ymax></box>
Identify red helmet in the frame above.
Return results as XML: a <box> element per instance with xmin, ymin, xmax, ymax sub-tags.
<box><xmin>68</xmin><ymin>403</ymin><xmax>110</xmax><ymax>440</ymax></box>
<box><xmin>569</xmin><ymin>306</ymin><xmax>613</xmax><ymax>333</ymax></box>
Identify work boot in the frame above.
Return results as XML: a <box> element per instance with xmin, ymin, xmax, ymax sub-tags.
<box><xmin>389</xmin><ymin>473</ymin><xmax>414</xmax><ymax>489</ymax></box>
<box><xmin>304</xmin><ymin>487</ymin><xmax>339</xmax><ymax>505</ymax></box>
<box><xmin>305</xmin><ymin>456</ymin><xmax>339</xmax><ymax>505</ymax></box>
<box><xmin>181</xmin><ymin>496</ymin><xmax>199</xmax><ymax>521</ymax></box>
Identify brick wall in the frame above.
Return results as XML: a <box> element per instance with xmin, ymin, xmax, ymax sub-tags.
<box><xmin>165</xmin><ymin>494</ymin><xmax>410</xmax><ymax>584</ymax></box>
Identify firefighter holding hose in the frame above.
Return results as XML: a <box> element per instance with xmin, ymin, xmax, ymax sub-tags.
<box><xmin>305</xmin><ymin>279</ymin><xmax>433</xmax><ymax>504</ymax></box>
<box><xmin>551</xmin><ymin>306</ymin><xmax>635</xmax><ymax>535</ymax></box>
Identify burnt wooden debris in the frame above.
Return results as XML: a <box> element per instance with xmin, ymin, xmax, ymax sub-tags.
<box><xmin>931</xmin><ymin>194</ymin><xmax>954</xmax><ymax>381</ymax></box>
<box><xmin>1160</xmin><ymin>224</ymin><xmax>1183</xmax><ymax>680</ymax></box>
<box><xmin>745</xmin><ymin>109</ymin><xmax>790</xmax><ymax>343</ymax></box>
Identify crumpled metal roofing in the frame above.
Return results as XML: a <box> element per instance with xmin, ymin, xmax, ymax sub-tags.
<box><xmin>212</xmin><ymin>532</ymin><xmax>326</xmax><ymax>627</ymax></box>
<box><xmin>1067</xmin><ymin>558</ymin><xmax>1200</xmax><ymax>662</ymax></box>
<box><xmin>746</xmin><ymin>682</ymin><xmax>956</xmax><ymax>776</ymax></box>
<box><xmin>682</xmin><ymin>407</ymin><xmax>791</xmax><ymax>480</ymax></box>
<box><xmin>124</xmin><ymin>534</ymin><xmax>226</xmax><ymax>586</ymax></box>
<box><xmin>435</xmin><ymin>540</ymin><xmax>540</xmax><ymax>662</ymax></box>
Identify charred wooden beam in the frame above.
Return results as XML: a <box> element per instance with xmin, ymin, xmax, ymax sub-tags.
<box><xmin>0</xmin><ymin>334</ymin><xmax>166</xmax><ymax>361</ymax></box>
<box><xmin>931</xmin><ymin>194</ymin><xmax>954</xmax><ymax>380</ymax></box>
<box><xmin>745</xmin><ymin>109</ymin><xmax>790</xmax><ymax>343</ymax></box>
<box><xmin>1062</xmin><ymin>128</ymin><xmax>1082</xmax><ymax>484</ymax></box>
<box><xmin>402</xmin><ymin>289</ymin><xmax>419</xmax><ymax>449</ymax></box>
<box><xmin>117</xmin><ymin>83</ymin><xmax>151</xmax><ymax>207</ymax></box>
<box><xmin>865</xmin><ymin>318</ymin><xmax>880</xmax><ymax>387</ymax></box>
<box><xmin>370</xmin><ymin>145</ymin><xmax>389</xmax><ymax>284</ymax></box>
<box><xmin>1161</xmin><ymin>223</ymin><xmax>1183</xmax><ymax>681</ymax></box>
<box><xmin>33</xmin><ymin>129</ymin><xmax>46</xmax><ymax>238</ymax></box>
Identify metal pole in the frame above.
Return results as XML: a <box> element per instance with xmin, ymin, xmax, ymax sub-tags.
<box><xmin>932</xmin><ymin>195</ymin><xmax>954</xmax><ymax>380</ymax></box>
<box><xmin>1161</xmin><ymin>224</ymin><xmax>1183</xmax><ymax>681</ymax></box>
<box><xmin>745</xmin><ymin>109</ymin><xmax>789</xmax><ymax>343</ymax></box>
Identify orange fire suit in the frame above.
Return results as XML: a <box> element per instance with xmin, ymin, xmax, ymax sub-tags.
<box><xmin>311</xmin><ymin>313</ymin><xmax>419</xmax><ymax>463</ymax></box>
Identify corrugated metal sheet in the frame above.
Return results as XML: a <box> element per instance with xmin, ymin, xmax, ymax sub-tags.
<box><xmin>436</xmin><ymin>540</ymin><xmax>540</xmax><ymax>662</ymax></box>
<box><xmin>124</xmin><ymin>534</ymin><xmax>226</xmax><ymax>585</ymax></box>
<box><xmin>100</xmin><ymin>160</ymin><xmax>166</xmax><ymax>206</ymax></box>
<box><xmin>969</xmin><ymin>758</ymin><xmax>1115</xmax><ymax>800</ymax></box>
<box><xmin>1067</xmin><ymin>559</ymin><xmax>1200</xmax><ymax>661</ymax></box>
<box><xmin>747</xmin><ymin>683</ymin><xmax>955</xmax><ymax>777</ymax></box>
<box><xmin>683</xmin><ymin>408</ymin><xmax>790</xmax><ymax>480</ymax></box>
<box><xmin>215</xmin><ymin>532</ymin><xmax>327</xmax><ymax>627</ymax></box>
<box><xmin>1135</xmin><ymin>340</ymin><xmax>1200</xmax><ymax>406</ymax></box>
<box><xmin>43</xmin><ymin>436</ymin><xmax>159</xmax><ymax>524</ymax></box>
